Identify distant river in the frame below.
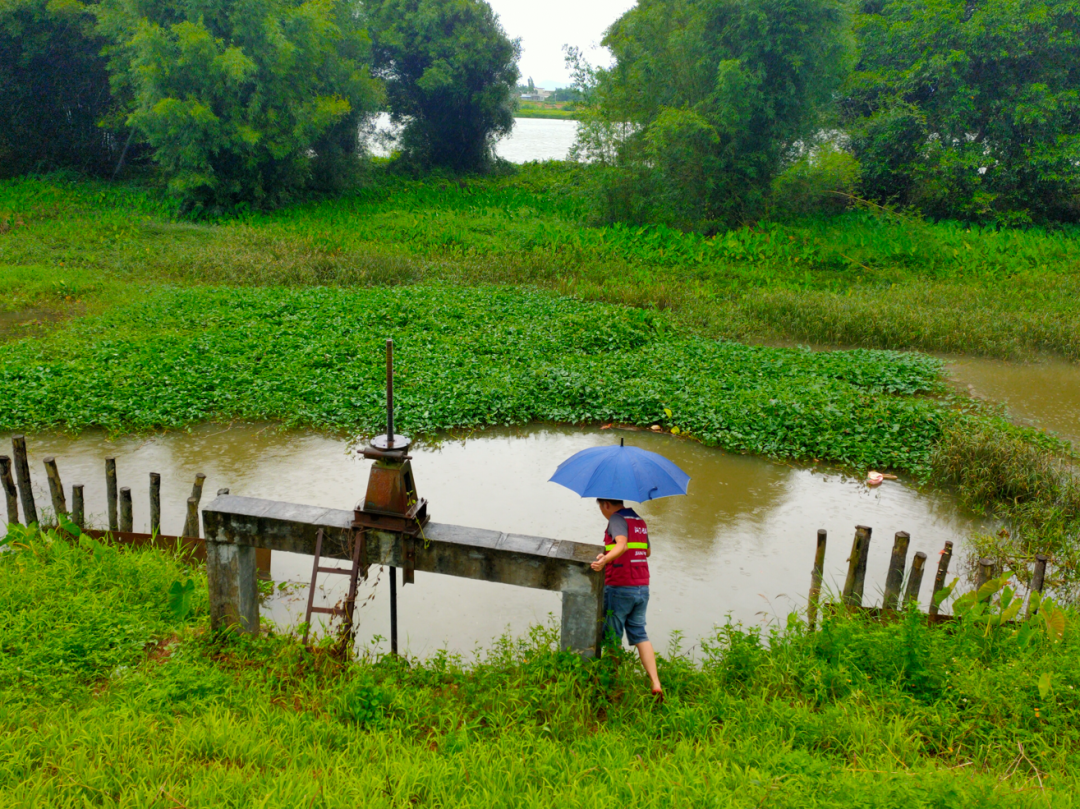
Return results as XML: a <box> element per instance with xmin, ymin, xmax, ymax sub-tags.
<box><xmin>366</xmin><ymin>113</ymin><xmax>579</xmax><ymax>163</ymax></box>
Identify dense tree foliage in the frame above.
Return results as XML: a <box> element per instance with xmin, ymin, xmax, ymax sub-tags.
<box><xmin>366</xmin><ymin>0</ymin><xmax>520</xmax><ymax>172</ymax></box>
<box><xmin>0</xmin><ymin>0</ymin><xmax>125</xmax><ymax>177</ymax></box>
<box><xmin>577</xmin><ymin>0</ymin><xmax>852</xmax><ymax>227</ymax></box>
<box><xmin>98</xmin><ymin>0</ymin><xmax>380</xmax><ymax>211</ymax></box>
<box><xmin>844</xmin><ymin>0</ymin><xmax>1080</xmax><ymax>224</ymax></box>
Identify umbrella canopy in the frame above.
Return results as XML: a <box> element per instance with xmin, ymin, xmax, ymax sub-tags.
<box><xmin>549</xmin><ymin>440</ymin><xmax>691</xmax><ymax>502</ymax></box>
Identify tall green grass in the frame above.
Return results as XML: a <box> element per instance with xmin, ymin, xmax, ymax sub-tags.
<box><xmin>3</xmin><ymin>168</ymin><xmax>1080</xmax><ymax>358</ymax></box>
<box><xmin>2</xmin><ymin>526</ymin><xmax>1078</xmax><ymax>807</ymax></box>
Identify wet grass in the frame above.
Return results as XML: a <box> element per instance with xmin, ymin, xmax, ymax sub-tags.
<box><xmin>933</xmin><ymin>420</ymin><xmax>1080</xmax><ymax>600</ymax></box>
<box><xmin>2</xmin><ymin>525</ymin><xmax>1079</xmax><ymax>807</ymax></box>
<box><xmin>2</xmin><ymin>168</ymin><xmax>1080</xmax><ymax>359</ymax></box>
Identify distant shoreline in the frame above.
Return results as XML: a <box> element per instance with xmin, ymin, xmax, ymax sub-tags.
<box><xmin>515</xmin><ymin>107</ymin><xmax>580</xmax><ymax>121</ymax></box>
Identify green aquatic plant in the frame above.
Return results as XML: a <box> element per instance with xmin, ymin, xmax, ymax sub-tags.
<box><xmin>0</xmin><ymin>283</ymin><xmax>948</xmax><ymax>474</ymax></box>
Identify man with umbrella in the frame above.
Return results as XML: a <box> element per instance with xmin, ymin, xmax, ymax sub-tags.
<box><xmin>550</xmin><ymin>437</ymin><xmax>690</xmax><ymax>699</ymax></box>
<box><xmin>592</xmin><ymin>497</ymin><xmax>663</xmax><ymax>697</ymax></box>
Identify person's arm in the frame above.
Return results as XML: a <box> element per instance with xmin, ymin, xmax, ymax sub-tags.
<box><xmin>592</xmin><ymin>533</ymin><xmax>628</xmax><ymax>571</ymax></box>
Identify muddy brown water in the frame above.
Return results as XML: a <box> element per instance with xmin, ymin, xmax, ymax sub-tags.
<box><xmin>946</xmin><ymin>357</ymin><xmax>1080</xmax><ymax>449</ymax></box>
<box><xmin>2</xmin><ymin>423</ymin><xmax>990</xmax><ymax>656</ymax></box>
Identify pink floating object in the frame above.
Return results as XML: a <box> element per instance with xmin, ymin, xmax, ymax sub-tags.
<box><xmin>867</xmin><ymin>471</ymin><xmax>885</xmax><ymax>486</ymax></box>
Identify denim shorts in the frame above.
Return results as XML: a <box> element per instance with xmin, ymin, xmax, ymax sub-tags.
<box><xmin>603</xmin><ymin>585</ymin><xmax>649</xmax><ymax>646</ymax></box>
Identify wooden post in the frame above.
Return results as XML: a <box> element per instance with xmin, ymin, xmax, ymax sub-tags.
<box><xmin>903</xmin><ymin>552</ymin><xmax>926</xmax><ymax>608</ymax></box>
<box><xmin>105</xmin><ymin>458</ymin><xmax>118</xmax><ymax>532</ymax></box>
<box><xmin>1026</xmin><ymin>554</ymin><xmax>1049</xmax><ymax>620</ymax></box>
<box><xmin>119</xmin><ymin>487</ymin><xmax>133</xmax><ymax>533</ymax></box>
<box><xmin>841</xmin><ymin>525</ymin><xmax>872</xmax><ymax>607</ymax></box>
<box><xmin>43</xmin><ymin>457</ymin><xmax>67</xmax><ymax>519</ymax></box>
<box><xmin>72</xmin><ymin>485</ymin><xmax>85</xmax><ymax>529</ymax></box>
<box><xmin>975</xmin><ymin>557</ymin><xmax>995</xmax><ymax>601</ymax></box>
<box><xmin>182</xmin><ymin>474</ymin><xmax>206</xmax><ymax>538</ymax></box>
<box><xmin>12</xmin><ymin>436</ymin><xmax>37</xmax><ymax>526</ymax></box>
<box><xmin>928</xmin><ymin>540</ymin><xmax>953</xmax><ymax>618</ymax></box>
<box><xmin>882</xmin><ymin>531</ymin><xmax>910</xmax><ymax>611</ymax></box>
<box><xmin>183</xmin><ymin>496</ymin><xmax>200</xmax><ymax>538</ymax></box>
<box><xmin>149</xmin><ymin>473</ymin><xmax>161</xmax><ymax>535</ymax></box>
<box><xmin>808</xmin><ymin>529</ymin><xmax>827</xmax><ymax>630</ymax></box>
<box><xmin>0</xmin><ymin>456</ymin><xmax>18</xmax><ymax>526</ymax></box>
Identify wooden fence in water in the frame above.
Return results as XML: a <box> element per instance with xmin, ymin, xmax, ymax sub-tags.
<box><xmin>807</xmin><ymin>525</ymin><xmax>1051</xmax><ymax>626</ymax></box>
<box><xmin>1</xmin><ymin>434</ymin><xmax>270</xmax><ymax>574</ymax></box>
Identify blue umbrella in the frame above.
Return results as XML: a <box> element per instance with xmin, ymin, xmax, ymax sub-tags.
<box><xmin>549</xmin><ymin>438</ymin><xmax>691</xmax><ymax>502</ymax></box>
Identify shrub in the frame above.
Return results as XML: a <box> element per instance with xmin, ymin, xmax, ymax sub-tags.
<box><xmin>575</xmin><ymin>0</ymin><xmax>853</xmax><ymax>228</ymax></box>
<box><xmin>771</xmin><ymin>143</ymin><xmax>862</xmax><ymax>218</ymax></box>
<box><xmin>98</xmin><ymin>0</ymin><xmax>381</xmax><ymax>212</ymax></box>
<box><xmin>367</xmin><ymin>0</ymin><xmax>520</xmax><ymax>173</ymax></box>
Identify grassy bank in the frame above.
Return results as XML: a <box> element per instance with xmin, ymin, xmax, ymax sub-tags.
<box><xmin>2</xmin><ymin>525</ymin><xmax>1079</xmax><ymax>807</ymax></box>
<box><xmin>2</xmin><ymin>168</ymin><xmax>1080</xmax><ymax>359</ymax></box>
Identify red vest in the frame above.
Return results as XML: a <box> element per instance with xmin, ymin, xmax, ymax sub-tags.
<box><xmin>604</xmin><ymin>509</ymin><xmax>650</xmax><ymax>587</ymax></box>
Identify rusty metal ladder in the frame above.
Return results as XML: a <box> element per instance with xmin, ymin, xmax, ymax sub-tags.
<box><xmin>302</xmin><ymin>527</ymin><xmax>366</xmax><ymax>646</ymax></box>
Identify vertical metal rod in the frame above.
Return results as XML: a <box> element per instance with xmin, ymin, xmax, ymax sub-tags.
<box><xmin>119</xmin><ymin>487</ymin><xmax>133</xmax><ymax>533</ymax></box>
<box><xmin>882</xmin><ymin>531</ymin><xmax>910</xmax><ymax>611</ymax></box>
<box><xmin>44</xmin><ymin>457</ymin><xmax>67</xmax><ymax>518</ymax></box>
<box><xmin>1026</xmin><ymin>553</ymin><xmax>1049</xmax><ymax>620</ymax></box>
<box><xmin>928</xmin><ymin>540</ymin><xmax>953</xmax><ymax>617</ymax></box>
<box><xmin>105</xmin><ymin>457</ymin><xmax>118</xmax><ymax>532</ymax></box>
<box><xmin>150</xmin><ymin>473</ymin><xmax>161</xmax><ymax>535</ymax></box>
<box><xmin>808</xmin><ymin>529</ymin><xmax>826</xmax><ymax>630</ymax></box>
<box><xmin>71</xmin><ymin>485</ymin><xmax>85</xmax><ymax>529</ymax></box>
<box><xmin>389</xmin><ymin>564</ymin><xmax>398</xmax><ymax>655</ymax></box>
<box><xmin>0</xmin><ymin>456</ymin><xmax>19</xmax><ymax>526</ymax></box>
<box><xmin>12</xmin><ymin>436</ymin><xmax>37</xmax><ymax>526</ymax></box>
<box><xmin>386</xmin><ymin>338</ymin><xmax>394</xmax><ymax>443</ymax></box>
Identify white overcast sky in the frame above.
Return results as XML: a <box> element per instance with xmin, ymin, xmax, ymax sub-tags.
<box><xmin>487</xmin><ymin>0</ymin><xmax>637</xmax><ymax>88</ymax></box>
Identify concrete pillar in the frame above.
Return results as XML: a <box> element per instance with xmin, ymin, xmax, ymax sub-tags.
<box><xmin>206</xmin><ymin>540</ymin><xmax>260</xmax><ymax>634</ymax></box>
<box><xmin>561</xmin><ymin>587</ymin><xmax>605</xmax><ymax>659</ymax></box>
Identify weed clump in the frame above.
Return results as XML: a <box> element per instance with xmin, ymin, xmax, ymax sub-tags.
<box><xmin>932</xmin><ymin>420</ymin><xmax>1080</xmax><ymax>598</ymax></box>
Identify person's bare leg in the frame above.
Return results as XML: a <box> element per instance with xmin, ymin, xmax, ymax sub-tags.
<box><xmin>635</xmin><ymin>641</ymin><xmax>662</xmax><ymax>692</ymax></box>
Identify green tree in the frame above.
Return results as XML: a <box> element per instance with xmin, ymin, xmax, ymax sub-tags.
<box><xmin>844</xmin><ymin>0</ymin><xmax>1080</xmax><ymax>223</ymax></box>
<box><xmin>0</xmin><ymin>0</ymin><xmax>126</xmax><ymax>177</ymax></box>
<box><xmin>577</xmin><ymin>0</ymin><xmax>852</xmax><ymax>227</ymax></box>
<box><xmin>366</xmin><ymin>0</ymin><xmax>520</xmax><ymax>172</ymax></box>
<box><xmin>98</xmin><ymin>0</ymin><xmax>380</xmax><ymax>211</ymax></box>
